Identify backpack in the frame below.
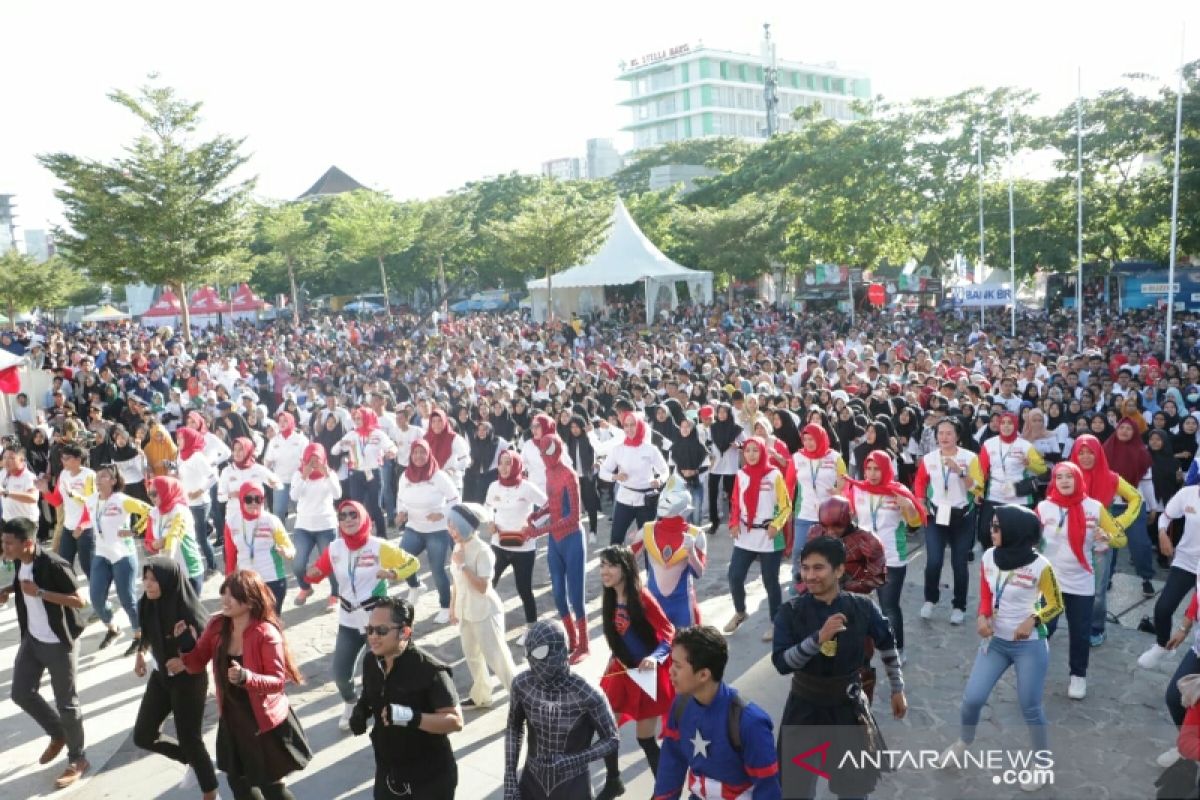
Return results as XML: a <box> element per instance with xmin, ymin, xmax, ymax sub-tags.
<box><xmin>669</xmin><ymin>690</ymin><xmax>746</xmax><ymax>753</ymax></box>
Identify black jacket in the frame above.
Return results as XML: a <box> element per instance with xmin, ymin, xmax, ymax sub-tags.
<box><xmin>11</xmin><ymin>545</ymin><xmax>85</xmax><ymax>646</ymax></box>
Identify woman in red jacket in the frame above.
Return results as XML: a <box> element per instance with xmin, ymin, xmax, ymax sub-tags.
<box><xmin>168</xmin><ymin>570</ymin><xmax>311</xmax><ymax>800</ymax></box>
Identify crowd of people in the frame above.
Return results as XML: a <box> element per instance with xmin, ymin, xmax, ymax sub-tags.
<box><xmin>3</xmin><ymin>298</ymin><xmax>1200</xmax><ymax>798</ymax></box>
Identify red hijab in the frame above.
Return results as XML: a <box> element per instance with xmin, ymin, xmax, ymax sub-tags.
<box><xmin>405</xmin><ymin>439</ymin><xmax>439</xmax><ymax>483</ymax></box>
<box><xmin>337</xmin><ymin>499</ymin><xmax>372</xmax><ymax>550</ymax></box>
<box><xmin>530</xmin><ymin>413</ymin><xmax>556</xmax><ymax>441</ymax></box>
<box><xmin>1070</xmin><ymin>435</ymin><xmax>1120</xmax><ymax>507</ymax></box>
<box><xmin>997</xmin><ymin>412</ymin><xmax>1020</xmax><ymax>444</ymax></box>
<box><xmin>186</xmin><ymin>410</ymin><xmax>208</xmax><ymax>435</ymax></box>
<box><xmin>276</xmin><ymin>411</ymin><xmax>296</xmax><ymax>438</ymax></box>
<box><xmin>800</xmin><ymin>423</ymin><xmax>832</xmax><ymax>459</ymax></box>
<box><xmin>232</xmin><ymin>437</ymin><xmax>256</xmax><ymax>469</ymax></box>
<box><xmin>150</xmin><ymin>475</ymin><xmax>186</xmax><ymax>515</ymax></box>
<box><xmin>424</xmin><ymin>409</ymin><xmax>456</xmax><ymax>467</ymax></box>
<box><xmin>498</xmin><ymin>450</ymin><xmax>523</xmax><ymax>488</ymax></box>
<box><xmin>1045</xmin><ymin>462</ymin><xmax>1092</xmax><ymax>572</ymax></box>
<box><xmin>355</xmin><ymin>408</ymin><xmax>379</xmax><ymax>438</ymax></box>
<box><xmin>300</xmin><ymin>442</ymin><xmax>328</xmax><ymax>479</ymax></box>
<box><xmin>739</xmin><ymin>437</ymin><xmax>774</xmax><ymax>524</ymax></box>
<box><xmin>176</xmin><ymin>428</ymin><xmax>205</xmax><ymax>461</ymax></box>
<box><xmin>847</xmin><ymin>450</ymin><xmax>928</xmax><ymax>526</ymax></box>
<box><xmin>623</xmin><ymin>413</ymin><xmax>647</xmax><ymax>447</ymax></box>
<box><xmin>238</xmin><ymin>481</ymin><xmax>265</xmax><ymax>521</ymax></box>
<box><xmin>1102</xmin><ymin>417</ymin><xmax>1153</xmax><ymax>487</ymax></box>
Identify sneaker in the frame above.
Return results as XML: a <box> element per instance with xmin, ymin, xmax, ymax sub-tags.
<box><xmin>761</xmin><ymin>628</ymin><xmax>774</xmax><ymax>642</ymax></box>
<box><xmin>940</xmin><ymin>740</ymin><xmax>967</xmax><ymax>769</ymax></box>
<box><xmin>1068</xmin><ymin>676</ymin><xmax>1086</xmax><ymax>699</ymax></box>
<box><xmin>596</xmin><ymin>775</ymin><xmax>626</xmax><ymax>800</ymax></box>
<box><xmin>1138</xmin><ymin>643</ymin><xmax>1171</xmax><ymax>669</ymax></box>
<box><xmin>178</xmin><ymin>766</ymin><xmax>197</xmax><ymax>790</ymax></box>
<box><xmin>338</xmin><ymin>701</ymin><xmax>356</xmax><ymax>732</ymax></box>
<box><xmin>1143</xmin><ymin>580</ymin><xmax>1156</xmax><ymax>598</ymax></box>
<box><xmin>950</xmin><ymin>609</ymin><xmax>965</xmax><ymax>626</ymax></box>
<box><xmin>407</xmin><ymin>585</ymin><xmax>423</xmax><ymax>607</ymax></box>
<box><xmin>99</xmin><ymin>627</ymin><xmax>120</xmax><ymax>650</ymax></box>
<box><xmin>123</xmin><ymin>637</ymin><xmax>142</xmax><ymax>657</ymax></box>
<box><xmin>38</xmin><ymin>737</ymin><xmax>66</xmax><ymax>765</ymax></box>
<box><xmin>54</xmin><ymin>758</ymin><xmax>89</xmax><ymax>789</ymax></box>
<box><xmin>920</xmin><ymin>601</ymin><xmax>935</xmax><ymax>620</ymax></box>
<box><xmin>294</xmin><ymin>588</ymin><xmax>312</xmax><ymax>606</ymax></box>
<box><xmin>1089</xmin><ymin>632</ymin><xmax>1106</xmax><ymax>647</ymax></box>
<box><xmin>325</xmin><ymin>596</ymin><xmax>339</xmax><ymax>613</ymax></box>
<box><xmin>722</xmin><ymin>612</ymin><xmax>748</xmax><ymax>635</ymax></box>
<box><xmin>1157</xmin><ymin>747</ymin><xmax>1182</xmax><ymax>768</ymax></box>
<box><xmin>434</xmin><ymin>608</ymin><xmax>451</xmax><ymax>624</ymax></box>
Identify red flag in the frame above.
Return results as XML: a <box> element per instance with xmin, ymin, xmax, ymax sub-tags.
<box><xmin>0</xmin><ymin>350</ymin><xmax>21</xmax><ymax>395</ymax></box>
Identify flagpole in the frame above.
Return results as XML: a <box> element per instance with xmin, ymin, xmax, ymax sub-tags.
<box><xmin>1076</xmin><ymin>67</ymin><xmax>1085</xmax><ymax>349</ymax></box>
<box><xmin>1165</xmin><ymin>25</ymin><xmax>1186</xmax><ymax>364</ymax></box>
<box><xmin>1006</xmin><ymin>108</ymin><xmax>1017</xmax><ymax>338</ymax></box>
<box><xmin>977</xmin><ymin>128</ymin><xmax>986</xmax><ymax>327</ymax></box>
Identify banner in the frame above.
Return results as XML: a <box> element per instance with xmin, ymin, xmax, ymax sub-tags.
<box><xmin>952</xmin><ymin>284</ymin><xmax>1013</xmax><ymax>306</ymax></box>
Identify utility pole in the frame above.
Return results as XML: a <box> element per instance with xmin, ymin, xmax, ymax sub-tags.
<box><xmin>762</xmin><ymin>23</ymin><xmax>779</xmax><ymax>137</ymax></box>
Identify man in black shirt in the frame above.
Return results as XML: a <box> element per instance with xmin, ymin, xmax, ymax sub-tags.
<box><xmin>350</xmin><ymin>597</ymin><xmax>463</xmax><ymax>799</ymax></box>
<box><xmin>0</xmin><ymin>517</ymin><xmax>90</xmax><ymax>789</ymax></box>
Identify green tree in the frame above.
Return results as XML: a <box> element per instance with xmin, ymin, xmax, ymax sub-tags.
<box><xmin>611</xmin><ymin>137</ymin><xmax>755</xmax><ymax>195</ymax></box>
<box><xmin>0</xmin><ymin>251</ymin><xmax>84</xmax><ymax>323</ymax></box>
<box><xmin>327</xmin><ymin>190</ymin><xmax>423</xmax><ymax>312</ymax></box>
<box><xmin>670</xmin><ymin>194</ymin><xmax>783</xmax><ymax>295</ymax></box>
<box><xmin>414</xmin><ymin>195</ymin><xmax>474</xmax><ymax>307</ymax></box>
<box><xmin>39</xmin><ymin>77</ymin><xmax>255</xmax><ymax>338</ymax></box>
<box><xmin>255</xmin><ymin>202</ymin><xmax>328</xmax><ymax>323</ymax></box>
<box><xmin>484</xmin><ymin>189</ymin><xmax>610</xmax><ymax>320</ymax></box>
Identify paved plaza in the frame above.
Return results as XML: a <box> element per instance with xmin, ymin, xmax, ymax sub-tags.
<box><xmin>0</xmin><ymin>516</ymin><xmax>1188</xmax><ymax>800</ymax></box>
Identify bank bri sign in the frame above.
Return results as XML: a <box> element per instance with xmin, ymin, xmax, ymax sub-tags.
<box><xmin>952</xmin><ymin>284</ymin><xmax>1013</xmax><ymax>306</ymax></box>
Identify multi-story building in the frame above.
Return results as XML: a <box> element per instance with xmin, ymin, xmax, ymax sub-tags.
<box><xmin>586</xmin><ymin>138</ymin><xmax>624</xmax><ymax>180</ymax></box>
<box><xmin>541</xmin><ymin>157</ymin><xmax>586</xmax><ymax>181</ymax></box>
<box><xmin>0</xmin><ymin>195</ymin><xmax>17</xmax><ymax>254</ymax></box>
<box><xmin>23</xmin><ymin>229</ymin><xmax>51</xmax><ymax>262</ymax></box>
<box><xmin>618</xmin><ymin>42</ymin><xmax>870</xmax><ymax>150</ymax></box>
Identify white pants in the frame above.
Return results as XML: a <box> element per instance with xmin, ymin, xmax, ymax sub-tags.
<box><xmin>460</xmin><ymin>613</ymin><xmax>516</xmax><ymax>705</ymax></box>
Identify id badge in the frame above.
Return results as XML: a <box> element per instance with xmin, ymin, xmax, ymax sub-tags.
<box><xmin>936</xmin><ymin>504</ymin><xmax>952</xmax><ymax>526</ymax></box>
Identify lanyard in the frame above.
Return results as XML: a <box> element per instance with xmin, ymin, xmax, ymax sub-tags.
<box><xmin>868</xmin><ymin>495</ymin><xmax>882</xmax><ymax>534</ymax></box>
<box><xmin>808</xmin><ymin>457</ymin><xmax>821</xmax><ymax>494</ymax></box>
<box><xmin>996</xmin><ymin>443</ymin><xmax>1011</xmax><ymax>474</ymax></box>
<box><xmin>940</xmin><ymin>457</ymin><xmax>955</xmax><ymax>494</ymax></box>
<box><xmin>347</xmin><ymin>549</ymin><xmax>364</xmax><ymax>604</ymax></box>
<box><xmin>240</xmin><ymin>518</ymin><xmax>257</xmax><ymax>562</ymax></box>
<box><xmin>994</xmin><ymin>570</ymin><xmax>1015</xmax><ymax>610</ymax></box>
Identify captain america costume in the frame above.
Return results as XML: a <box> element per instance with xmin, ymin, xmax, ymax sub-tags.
<box><xmin>654</xmin><ymin>683</ymin><xmax>781</xmax><ymax>800</ymax></box>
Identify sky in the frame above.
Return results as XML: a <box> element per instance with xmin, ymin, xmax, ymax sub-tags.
<box><xmin>2</xmin><ymin>0</ymin><xmax>1198</xmax><ymax>234</ymax></box>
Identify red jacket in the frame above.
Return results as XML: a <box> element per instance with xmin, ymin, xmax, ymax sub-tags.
<box><xmin>180</xmin><ymin>616</ymin><xmax>291</xmax><ymax>733</ymax></box>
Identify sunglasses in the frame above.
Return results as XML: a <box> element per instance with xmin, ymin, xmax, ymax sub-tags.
<box><xmin>243</xmin><ymin>496</ymin><xmax>264</xmax><ymax>505</ymax></box>
<box><xmin>364</xmin><ymin>625</ymin><xmax>401</xmax><ymax>637</ymax></box>
<box><xmin>338</xmin><ymin>511</ymin><xmax>360</xmax><ymax>521</ymax></box>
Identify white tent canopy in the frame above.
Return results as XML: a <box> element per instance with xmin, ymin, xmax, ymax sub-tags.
<box><xmin>82</xmin><ymin>304</ymin><xmax>130</xmax><ymax>322</ymax></box>
<box><xmin>526</xmin><ymin>199</ymin><xmax>713</xmax><ymax>322</ymax></box>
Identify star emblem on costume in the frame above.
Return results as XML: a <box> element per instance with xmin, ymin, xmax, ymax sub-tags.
<box><xmin>690</xmin><ymin>729</ymin><xmax>710</xmax><ymax>760</ymax></box>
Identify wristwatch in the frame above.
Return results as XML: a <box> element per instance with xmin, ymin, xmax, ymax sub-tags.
<box><xmin>36</xmin><ymin>588</ymin><xmax>46</xmax><ymax>598</ymax></box>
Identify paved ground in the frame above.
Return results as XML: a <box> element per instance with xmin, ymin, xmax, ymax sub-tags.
<box><xmin>0</xmin><ymin>511</ymin><xmax>1189</xmax><ymax>800</ymax></box>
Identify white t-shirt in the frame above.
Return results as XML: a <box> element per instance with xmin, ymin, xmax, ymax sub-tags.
<box><xmin>484</xmin><ymin>480</ymin><xmax>548</xmax><ymax>553</ymax></box>
<box><xmin>1036</xmin><ymin>497</ymin><xmax>1108</xmax><ymax>596</ymax></box>
<box><xmin>792</xmin><ymin>451</ymin><xmax>844</xmax><ymax>522</ymax></box>
<box><xmin>1</xmin><ymin>468</ymin><xmax>40</xmax><ymax>523</ymax></box>
<box><xmin>1163</xmin><ymin>486</ymin><xmax>1200</xmax><ymax>574</ymax></box>
<box><xmin>19</xmin><ymin>560</ymin><xmax>58</xmax><ymax>643</ymax></box>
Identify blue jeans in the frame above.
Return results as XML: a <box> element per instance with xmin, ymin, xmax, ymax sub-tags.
<box><xmin>57</xmin><ymin>528</ymin><xmax>95</xmax><ymax>581</ymax></box>
<box><xmin>90</xmin><ymin>554</ymin><xmax>139</xmax><ymax>630</ymax></box>
<box><xmin>1047</xmin><ymin>591</ymin><xmax>1093</xmax><ymax>677</ymax></box>
<box><xmin>292</xmin><ymin>528</ymin><xmax>338</xmax><ymax>594</ymax></box>
<box><xmin>961</xmin><ymin>636</ymin><xmax>1049</xmax><ymax>751</ymax></box>
<box><xmin>790</xmin><ymin>519</ymin><xmax>816</xmax><ymax>593</ymax></box>
<box><xmin>188</xmin><ymin>575</ymin><xmax>204</xmax><ymax>596</ymax></box>
<box><xmin>1155</xmin><ymin>566</ymin><xmax>1197</xmax><ymax>647</ymax></box>
<box><xmin>402</xmin><ymin>528</ymin><xmax>452</xmax><ymax>609</ymax></box>
<box><xmin>333</xmin><ymin>624</ymin><xmax>367</xmax><ymax>702</ymax></box>
<box><xmin>877</xmin><ymin>565</ymin><xmax>907</xmax><ymax>651</ymax></box>
<box><xmin>923</xmin><ymin>514</ymin><xmax>974</xmax><ymax>610</ymax></box>
<box><xmin>271</xmin><ymin>482</ymin><xmax>291</xmax><ymax>521</ymax></box>
<box><xmin>379</xmin><ymin>461</ymin><xmax>396</xmax><ymax>519</ymax></box>
<box><xmin>1089</xmin><ymin>548</ymin><xmax>1114</xmax><ymax>637</ymax></box>
<box><xmin>1166</xmin><ymin>647</ymin><xmax>1200</xmax><ymax>727</ymax></box>
<box><xmin>547</xmin><ymin>531</ymin><xmax>586</xmax><ymax>618</ymax></box>
<box><xmin>687</xmin><ymin>481</ymin><xmax>705</xmax><ymax>526</ymax></box>
<box><xmin>609</xmin><ymin>499</ymin><xmax>655</xmax><ymax>546</ymax></box>
<box><xmin>1110</xmin><ymin>504</ymin><xmax>1155</xmax><ymax>580</ymax></box>
<box><xmin>189</xmin><ymin>503</ymin><xmax>216</xmax><ymax>573</ymax></box>
<box><xmin>349</xmin><ymin>471</ymin><xmax>387</xmax><ymax>540</ymax></box>
<box><xmin>728</xmin><ymin>547</ymin><xmax>783</xmax><ymax>620</ymax></box>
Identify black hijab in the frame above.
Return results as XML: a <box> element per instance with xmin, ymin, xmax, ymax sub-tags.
<box><xmin>853</xmin><ymin>421</ymin><xmax>893</xmax><ymax>479</ymax></box>
<box><xmin>316</xmin><ymin>416</ymin><xmax>346</xmax><ymax>471</ymax></box>
<box><xmin>710</xmin><ymin>403</ymin><xmax>742</xmax><ymax>454</ymax></box>
<box><xmin>469</xmin><ymin>421</ymin><xmax>500</xmax><ymax>475</ymax></box>
<box><xmin>138</xmin><ymin>556</ymin><xmax>209</xmax><ymax>664</ymax></box>
<box><xmin>991</xmin><ymin>504</ymin><xmax>1042</xmax><ymax>571</ymax></box>
<box><xmin>772</xmin><ymin>410</ymin><xmax>803</xmax><ymax>455</ymax></box>
<box><xmin>1148</xmin><ymin>428</ymin><xmax>1181</xmax><ymax>505</ymax></box>
<box><xmin>650</xmin><ymin>404</ymin><xmax>680</xmax><ymax>448</ymax></box>
<box><xmin>565</xmin><ymin>415</ymin><xmax>596</xmax><ymax>473</ymax></box>
<box><xmin>670</xmin><ymin>420</ymin><xmax>708</xmax><ymax>472</ymax></box>
<box><xmin>489</xmin><ymin>404</ymin><xmax>516</xmax><ymax>442</ymax></box>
